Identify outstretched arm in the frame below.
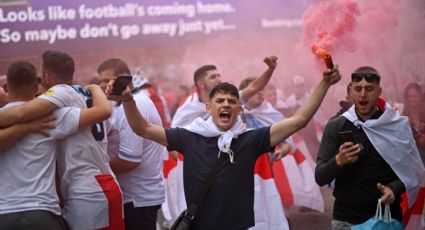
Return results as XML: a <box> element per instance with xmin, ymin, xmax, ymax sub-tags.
<box><xmin>78</xmin><ymin>84</ymin><xmax>112</xmax><ymax>128</ymax></box>
<box><xmin>112</xmin><ymin>87</ymin><xmax>168</xmax><ymax>146</ymax></box>
<box><xmin>0</xmin><ymin>98</ymin><xmax>57</xmax><ymax>128</ymax></box>
<box><xmin>241</xmin><ymin>56</ymin><xmax>277</xmax><ymax>102</ymax></box>
<box><xmin>270</xmin><ymin>66</ymin><xmax>341</xmax><ymax>146</ymax></box>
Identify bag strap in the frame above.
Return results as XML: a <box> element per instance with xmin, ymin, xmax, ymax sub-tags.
<box><xmin>383</xmin><ymin>202</ymin><xmax>392</xmax><ymax>222</ymax></box>
<box><xmin>375</xmin><ymin>199</ymin><xmax>383</xmax><ymax>220</ymax></box>
<box><xmin>184</xmin><ymin>153</ymin><xmax>229</xmax><ymax>220</ymax></box>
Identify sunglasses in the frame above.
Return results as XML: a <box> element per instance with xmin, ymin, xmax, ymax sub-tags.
<box><xmin>351</xmin><ymin>73</ymin><xmax>380</xmax><ymax>83</ymax></box>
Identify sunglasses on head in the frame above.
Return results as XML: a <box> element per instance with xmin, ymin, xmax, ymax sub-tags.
<box><xmin>351</xmin><ymin>73</ymin><xmax>380</xmax><ymax>83</ymax></box>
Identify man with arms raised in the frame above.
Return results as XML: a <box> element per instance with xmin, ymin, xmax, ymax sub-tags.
<box><xmin>111</xmin><ymin>65</ymin><xmax>341</xmax><ymax>229</ymax></box>
<box><xmin>163</xmin><ymin>56</ymin><xmax>279</xmax><ymax>224</ymax></box>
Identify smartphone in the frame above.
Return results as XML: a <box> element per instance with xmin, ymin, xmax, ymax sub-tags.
<box><xmin>339</xmin><ymin>130</ymin><xmax>355</xmax><ymax>144</ymax></box>
<box><xmin>112</xmin><ymin>75</ymin><xmax>132</xmax><ymax>95</ymax></box>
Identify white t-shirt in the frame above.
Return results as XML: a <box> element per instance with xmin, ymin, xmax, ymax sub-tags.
<box><xmin>0</xmin><ymin>101</ymin><xmax>80</xmax><ymax>215</ymax></box>
<box><xmin>38</xmin><ymin>84</ymin><xmax>113</xmax><ymax>198</ymax></box>
<box><xmin>109</xmin><ymin>91</ymin><xmax>165</xmax><ymax>207</ymax></box>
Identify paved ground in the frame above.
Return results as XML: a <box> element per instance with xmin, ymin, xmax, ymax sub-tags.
<box><xmin>287</xmin><ymin>186</ymin><xmax>334</xmax><ymax>230</ymax></box>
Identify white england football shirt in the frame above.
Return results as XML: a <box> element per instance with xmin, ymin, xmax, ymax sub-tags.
<box><xmin>109</xmin><ymin>92</ymin><xmax>165</xmax><ymax>207</ymax></box>
<box><xmin>39</xmin><ymin>84</ymin><xmax>116</xmax><ymax>229</ymax></box>
<box><xmin>0</xmin><ymin>101</ymin><xmax>80</xmax><ymax>215</ymax></box>
<box><xmin>39</xmin><ymin>84</ymin><xmax>113</xmax><ymax>193</ymax></box>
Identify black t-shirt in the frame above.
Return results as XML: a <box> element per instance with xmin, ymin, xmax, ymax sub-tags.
<box><xmin>166</xmin><ymin>127</ymin><xmax>273</xmax><ymax>230</ymax></box>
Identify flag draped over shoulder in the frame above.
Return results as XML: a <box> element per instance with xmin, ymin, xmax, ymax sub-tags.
<box><xmin>245</xmin><ymin>102</ymin><xmax>324</xmax><ymax>213</ymax></box>
<box><xmin>401</xmin><ymin>187</ymin><xmax>425</xmax><ymax>230</ymax></box>
<box><xmin>243</xmin><ymin>102</ymin><xmax>289</xmax><ymax>230</ymax></box>
<box><xmin>244</xmin><ymin>102</ymin><xmax>284</xmax><ymax>126</ymax></box>
<box><xmin>252</xmin><ymin>153</ymin><xmax>289</xmax><ymax>230</ymax></box>
<box><xmin>161</xmin><ymin>152</ymin><xmax>185</xmax><ymax>222</ymax></box>
<box><xmin>140</xmin><ymin>87</ymin><xmax>171</xmax><ymax>128</ymax></box>
<box><xmin>273</xmin><ymin>137</ymin><xmax>325</xmax><ymax>212</ymax></box>
<box><xmin>342</xmin><ymin>102</ymin><xmax>425</xmax><ymax>229</ymax></box>
<box><xmin>171</xmin><ymin>91</ymin><xmax>209</xmax><ymax>128</ymax></box>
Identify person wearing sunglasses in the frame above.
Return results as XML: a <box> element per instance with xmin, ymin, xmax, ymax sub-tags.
<box><xmin>315</xmin><ymin>66</ymin><xmax>424</xmax><ymax>229</ymax></box>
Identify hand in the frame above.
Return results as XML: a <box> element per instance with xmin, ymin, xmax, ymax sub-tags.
<box><xmin>27</xmin><ymin>113</ymin><xmax>55</xmax><ymax>137</ymax></box>
<box><xmin>335</xmin><ymin>142</ymin><xmax>361</xmax><ymax>166</ymax></box>
<box><xmin>263</xmin><ymin>56</ymin><xmax>278</xmax><ymax>70</ymax></box>
<box><xmin>377</xmin><ymin>183</ymin><xmax>396</xmax><ymax>204</ymax></box>
<box><xmin>106</xmin><ymin>79</ymin><xmax>133</xmax><ymax>102</ymax></box>
<box><xmin>271</xmin><ymin>143</ymin><xmax>291</xmax><ymax>161</ymax></box>
<box><xmin>322</xmin><ymin>64</ymin><xmax>341</xmax><ymax>86</ymax></box>
<box><xmin>271</xmin><ymin>149</ymin><xmax>289</xmax><ymax>161</ymax></box>
<box><xmin>169</xmin><ymin>151</ymin><xmax>179</xmax><ymax>161</ymax></box>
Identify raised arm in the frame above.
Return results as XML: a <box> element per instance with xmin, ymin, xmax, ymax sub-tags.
<box><xmin>120</xmin><ymin>91</ymin><xmax>168</xmax><ymax>146</ymax></box>
<box><xmin>78</xmin><ymin>84</ymin><xmax>112</xmax><ymax>128</ymax></box>
<box><xmin>0</xmin><ymin>98</ymin><xmax>57</xmax><ymax>128</ymax></box>
<box><xmin>240</xmin><ymin>56</ymin><xmax>277</xmax><ymax>102</ymax></box>
<box><xmin>269</xmin><ymin>66</ymin><xmax>341</xmax><ymax>146</ymax></box>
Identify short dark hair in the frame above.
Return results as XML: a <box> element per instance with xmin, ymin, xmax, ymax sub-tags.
<box><xmin>7</xmin><ymin>60</ymin><xmax>37</xmax><ymax>91</ymax></box>
<box><xmin>193</xmin><ymin>65</ymin><xmax>216</xmax><ymax>87</ymax></box>
<box><xmin>97</xmin><ymin>58</ymin><xmax>131</xmax><ymax>76</ymax></box>
<box><xmin>42</xmin><ymin>50</ymin><xmax>75</xmax><ymax>83</ymax></box>
<box><xmin>209</xmin><ymin>82</ymin><xmax>239</xmax><ymax>100</ymax></box>
<box><xmin>239</xmin><ymin>77</ymin><xmax>256</xmax><ymax>90</ymax></box>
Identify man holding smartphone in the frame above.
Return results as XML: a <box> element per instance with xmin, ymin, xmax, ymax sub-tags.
<box><xmin>315</xmin><ymin>66</ymin><xmax>424</xmax><ymax>230</ymax></box>
<box><xmin>97</xmin><ymin>58</ymin><xmax>166</xmax><ymax>230</ymax></box>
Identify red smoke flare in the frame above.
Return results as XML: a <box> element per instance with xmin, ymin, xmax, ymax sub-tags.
<box><xmin>311</xmin><ymin>44</ymin><xmax>334</xmax><ymax>69</ymax></box>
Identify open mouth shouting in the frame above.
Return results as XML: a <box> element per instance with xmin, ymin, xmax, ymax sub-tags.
<box><xmin>207</xmin><ymin>90</ymin><xmax>241</xmax><ymax>131</ymax></box>
<box><xmin>358</xmin><ymin>100</ymin><xmax>369</xmax><ymax>109</ymax></box>
<box><xmin>219</xmin><ymin>111</ymin><xmax>231</xmax><ymax>123</ymax></box>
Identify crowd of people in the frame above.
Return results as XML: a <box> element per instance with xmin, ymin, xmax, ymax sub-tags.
<box><xmin>0</xmin><ymin>50</ymin><xmax>424</xmax><ymax>230</ymax></box>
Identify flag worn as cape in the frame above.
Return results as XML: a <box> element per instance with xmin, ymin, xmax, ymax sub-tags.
<box><xmin>342</xmin><ymin>102</ymin><xmax>425</xmax><ymax>229</ymax></box>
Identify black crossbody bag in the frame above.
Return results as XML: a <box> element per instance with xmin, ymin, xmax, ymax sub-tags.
<box><xmin>170</xmin><ymin>154</ymin><xmax>229</xmax><ymax>230</ymax></box>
